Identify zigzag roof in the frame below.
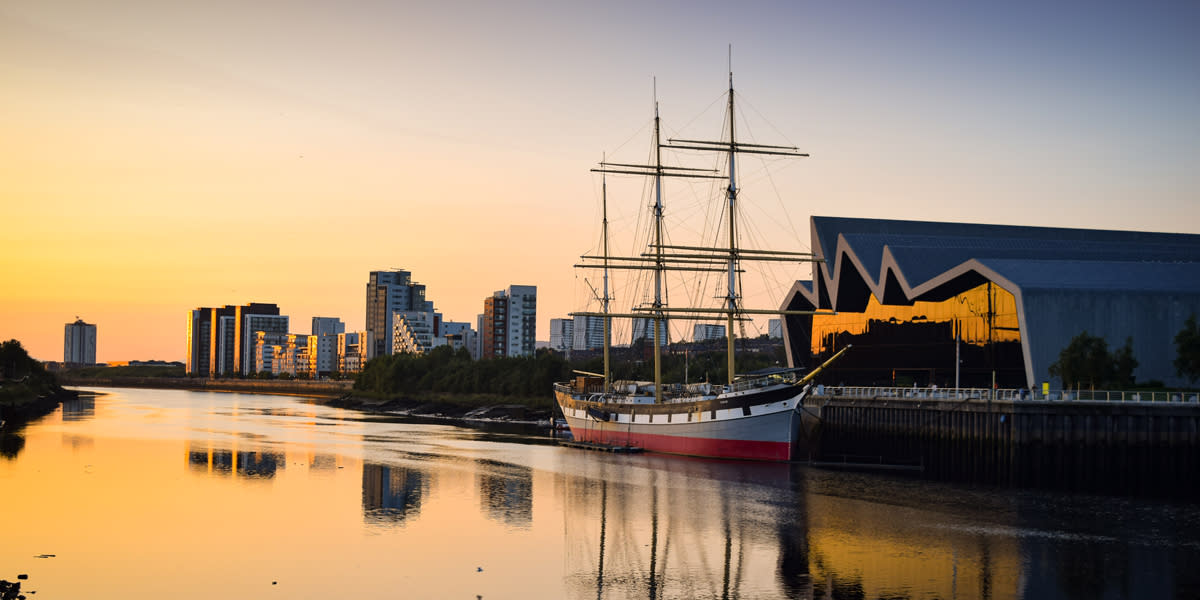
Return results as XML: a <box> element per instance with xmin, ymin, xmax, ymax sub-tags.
<box><xmin>793</xmin><ymin>216</ymin><xmax>1200</xmax><ymax>311</ymax></box>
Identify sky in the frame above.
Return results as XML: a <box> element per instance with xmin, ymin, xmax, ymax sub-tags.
<box><xmin>2</xmin><ymin>0</ymin><xmax>1197</xmax><ymax>362</ymax></box>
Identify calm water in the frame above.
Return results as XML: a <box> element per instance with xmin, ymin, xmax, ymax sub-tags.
<box><xmin>2</xmin><ymin>388</ymin><xmax>1199</xmax><ymax>599</ymax></box>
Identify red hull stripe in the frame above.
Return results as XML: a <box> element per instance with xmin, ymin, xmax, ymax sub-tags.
<box><xmin>571</xmin><ymin>427</ymin><xmax>792</xmax><ymax>461</ymax></box>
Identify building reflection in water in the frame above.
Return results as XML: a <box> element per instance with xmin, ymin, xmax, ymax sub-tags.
<box><xmin>186</xmin><ymin>443</ymin><xmax>284</xmax><ymax>479</ymax></box>
<box><xmin>476</xmin><ymin>459</ymin><xmax>533</xmax><ymax>529</ymax></box>
<box><xmin>362</xmin><ymin>463</ymin><xmax>429</xmax><ymax>524</ymax></box>
<box><xmin>61</xmin><ymin>395</ymin><xmax>96</xmax><ymax>422</ymax></box>
<box><xmin>61</xmin><ymin>433</ymin><xmax>94</xmax><ymax>452</ymax></box>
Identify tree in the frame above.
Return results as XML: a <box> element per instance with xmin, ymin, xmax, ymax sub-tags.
<box><xmin>1176</xmin><ymin>315</ymin><xmax>1200</xmax><ymax>385</ymax></box>
<box><xmin>0</xmin><ymin>339</ymin><xmax>52</xmax><ymax>385</ymax></box>
<box><xmin>1048</xmin><ymin>331</ymin><xmax>1117</xmax><ymax>389</ymax></box>
<box><xmin>1111</xmin><ymin>337</ymin><xmax>1138</xmax><ymax>388</ymax></box>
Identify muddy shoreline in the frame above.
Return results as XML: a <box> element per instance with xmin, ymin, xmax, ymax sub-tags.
<box><xmin>316</xmin><ymin>394</ymin><xmax>557</xmax><ymax>427</ymax></box>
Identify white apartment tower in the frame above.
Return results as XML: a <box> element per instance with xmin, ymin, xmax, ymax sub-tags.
<box><xmin>64</xmin><ymin>318</ymin><xmax>97</xmax><ymax>365</ymax></box>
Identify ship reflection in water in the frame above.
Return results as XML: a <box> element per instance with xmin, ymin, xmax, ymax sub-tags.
<box><xmin>559</xmin><ymin>457</ymin><xmax>822</xmax><ymax>599</ymax></box>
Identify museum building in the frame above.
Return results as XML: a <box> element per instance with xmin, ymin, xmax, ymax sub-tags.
<box><xmin>781</xmin><ymin>216</ymin><xmax>1200</xmax><ymax>389</ymax></box>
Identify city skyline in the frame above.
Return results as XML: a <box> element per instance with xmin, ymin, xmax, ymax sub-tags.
<box><xmin>3</xmin><ymin>1</ymin><xmax>1198</xmax><ymax>362</ymax></box>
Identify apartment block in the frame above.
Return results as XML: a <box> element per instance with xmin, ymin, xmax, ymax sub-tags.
<box><xmin>366</xmin><ymin>270</ymin><xmax>433</xmax><ymax>358</ymax></box>
<box><xmin>64</xmin><ymin>318</ymin><xmax>97</xmax><ymax>365</ymax></box>
<box><xmin>481</xmin><ymin>285</ymin><xmax>537</xmax><ymax>358</ymax></box>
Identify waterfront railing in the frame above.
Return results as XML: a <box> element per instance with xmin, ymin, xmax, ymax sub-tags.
<box><xmin>813</xmin><ymin>385</ymin><xmax>1200</xmax><ymax>405</ymax></box>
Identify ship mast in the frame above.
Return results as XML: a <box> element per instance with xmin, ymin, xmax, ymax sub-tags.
<box><xmin>602</xmin><ymin>155</ymin><xmax>611</xmax><ymax>395</ymax></box>
<box><xmin>652</xmin><ymin>98</ymin><xmax>665</xmax><ymax>403</ymax></box>
<box><xmin>660</xmin><ymin>69</ymin><xmax>811</xmax><ymax>386</ymax></box>
<box><xmin>724</xmin><ymin>69</ymin><xmax>738</xmax><ymax>385</ymax></box>
<box><xmin>578</xmin><ymin>72</ymin><xmax>816</xmax><ymax>396</ymax></box>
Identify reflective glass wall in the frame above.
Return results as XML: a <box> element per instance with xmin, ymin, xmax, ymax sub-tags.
<box><xmin>799</xmin><ymin>282</ymin><xmax>1027</xmax><ymax>388</ymax></box>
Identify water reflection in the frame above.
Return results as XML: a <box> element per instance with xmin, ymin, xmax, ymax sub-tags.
<box><xmin>186</xmin><ymin>443</ymin><xmax>284</xmax><ymax>478</ymax></box>
<box><xmin>61</xmin><ymin>395</ymin><xmax>96</xmax><ymax>422</ymax></box>
<box><xmin>362</xmin><ymin>463</ymin><xmax>429</xmax><ymax>524</ymax></box>
<box><xmin>561</xmin><ymin>456</ymin><xmax>809</xmax><ymax>599</ymax></box>
<box><xmin>476</xmin><ymin>459</ymin><xmax>533</xmax><ymax>529</ymax></box>
<box><xmin>2</xmin><ymin>387</ymin><xmax>1198</xmax><ymax>600</ymax></box>
<box><xmin>61</xmin><ymin>433</ymin><xmax>94</xmax><ymax>452</ymax></box>
<box><xmin>0</xmin><ymin>432</ymin><xmax>24</xmax><ymax>460</ymax></box>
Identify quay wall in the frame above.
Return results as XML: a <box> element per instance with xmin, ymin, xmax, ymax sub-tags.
<box><xmin>807</xmin><ymin>392</ymin><xmax>1200</xmax><ymax>496</ymax></box>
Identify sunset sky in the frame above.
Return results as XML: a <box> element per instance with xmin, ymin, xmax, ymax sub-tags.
<box><xmin>2</xmin><ymin>0</ymin><xmax>1197</xmax><ymax>362</ymax></box>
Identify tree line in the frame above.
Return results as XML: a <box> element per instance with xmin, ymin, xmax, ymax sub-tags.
<box><xmin>354</xmin><ymin>346</ymin><xmax>573</xmax><ymax>400</ymax></box>
<box><xmin>352</xmin><ymin>341</ymin><xmax>789</xmax><ymax>401</ymax></box>
<box><xmin>1050</xmin><ymin>315</ymin><xmax>1200</xmax><ymax>389</ymax></box>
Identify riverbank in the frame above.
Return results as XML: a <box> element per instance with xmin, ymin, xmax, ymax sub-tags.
<box><xmin>58</xmin><ymin>377</ymin><xmax>558</xmax><ymax>427</ymax></box>
<box><xmin>0</xmin><ymin>386</ymin><xmax>77</xmax><ymax>433</ymax></box>
<box><xmin>319</xmin><ymin>393</ymin><xmax>556</xmax><ymax>426</ymax></box>
<box><xmin>58</xmin><ymin>375</ymin><xmax>353</xmax><ymax>398</ymax></box>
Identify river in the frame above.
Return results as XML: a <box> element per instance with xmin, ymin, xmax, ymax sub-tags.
<box><xmin>1</xmin><ymin>387</ymin><xmax>1198</xmax><ymax>599</ymax></box>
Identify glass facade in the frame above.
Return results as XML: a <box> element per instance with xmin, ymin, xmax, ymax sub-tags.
<box><xmin>799</xmin><ymin>282</ymin><xmax>1027</xmax><ymax>388</ymax></box>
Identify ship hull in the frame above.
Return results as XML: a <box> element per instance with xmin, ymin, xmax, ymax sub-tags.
<box><xmin>555</xmin><ymin>384</ymin><xmax>809</xmax><ymax>462</ymax></box>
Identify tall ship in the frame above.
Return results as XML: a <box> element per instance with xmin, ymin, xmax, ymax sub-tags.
<box><xmin>554</xmin><ymin>67</ymin><xmax>849</xmax><ymax>462</ymax></box>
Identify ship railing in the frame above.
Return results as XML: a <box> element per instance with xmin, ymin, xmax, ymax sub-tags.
<box><xmin>726</xmin><ymin>373</ymin><xmax>794</xmax><ymax>394</ymax></box>
<box><xmin>812</xmin><ymin>385</ymin><xmax>1200</xmax><ymax>405</ymax></box>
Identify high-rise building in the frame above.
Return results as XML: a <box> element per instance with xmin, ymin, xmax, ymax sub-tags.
<box><xmin>481</xmin><ymin>285</ymin><xmax>537</xmax><ymax>358</ymax></box>
<box><xmin>186</xmin><ymin>303</ymin><xmax>282</xmax><ymax>376</ymax></box>
<box><xmin>186</xmin><ymin>309</ymin><xmax>212</xmax><ymax>375</ymax></box>
<box><xmin>312</xmin><ymin>317</ymin><xmax>345</xmax><ymax>337</ymax></box>
<box><xmin>768</xmin><ymin>318</ymin><xmax>783</xmax><ymax>339</ymax></box>
<box><xmin>63</xmin><ymin>318</ymin><xmax>97</xmax><ymax>365</ymax></box>
<box><xmin>366</xmin><ymin>270</ymin><xmax>433</xmax><ymax>358</ymax></box>
<box><xmin>692</xmin><ymin>323</ymin><xmax>726</xmax><ymax>343</ymax></box>
<box><xmin>572</xmin><ymin>315</ymin><xmax>604</xmax><ymax>351</ymax></box>
<box><xmin>631</xmin><ymin>318</ymin><xmax>669</xmax><ymax>347</ymax></box>
<box><xmin>549</xmin><ymin>318</ymin><xmax>574</xmax><ymax>352</ymax></box>
<box><xmin>241</xmin><ymin>314</ymin><xmax>289</xmax><ymax>375</ymax></box>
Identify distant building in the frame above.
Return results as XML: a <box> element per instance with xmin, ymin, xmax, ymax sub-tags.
<box><xmin>393</xmin><ymin>311</ymin><xmax>442</xmax><ymax>355</ymax></box>
<box><xmin>631</xmin><ymin>318</ymin><xmax>669</xmax><ymax>347</ymax></box>
<box><xmin>311</xmin><ymin>317</ymin><xmax>345</xmax><ymax>337</ymax></box>
<box><xmin>481</xmin><ymin>285</ymin><xmax>537</xmax><ymax>358</ymax></box>
<box><xmin>185</xmin><ymin>303</ymin><xmax>281</xmax><ymax>376</ymax></box>
<box><xmin>438</xmin><ymin>321</ymin><xmax>475</xmax><ymax>356</ymax></box>
<box><xmin>64</xmin><ymin>318</ymin><xmax>97</xmax><ymax>365</ymax></box>
<box><xmin>241</xmin><ymin>314</ymin><xmax>289</xmax><ymax>375</ymax></box>
<box><xmin>572</xmin><ymin>315</ymin><xmax>604</xmax><ymax>351</ymax></box>
<box><xmin>768</xmin><ymin>319</ymin><xmax>783</xmax><ymax>339</ymax></box>
<box><xmin>549</xmin><ymin>318</ymin><xmax>574</xmax><ymax>352</ymax></box>
<box><xmin>692</xmin><ymin>323</ymin><xmax>726</xmax><ymax>343</ymax></box>
<box><xmin>366</xmin><ymin>270</ymin><xmax>433</xmax><ymax>358</ymax></box>
<box><xmin>308</xmin><ymin>334</ymin><xmax>338</xmax><ymax>378</ymax></box>
<box><xmin>337</xmin><ymin>331</ymin><xmax>374</xmax><ymax>374</ymax></box>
